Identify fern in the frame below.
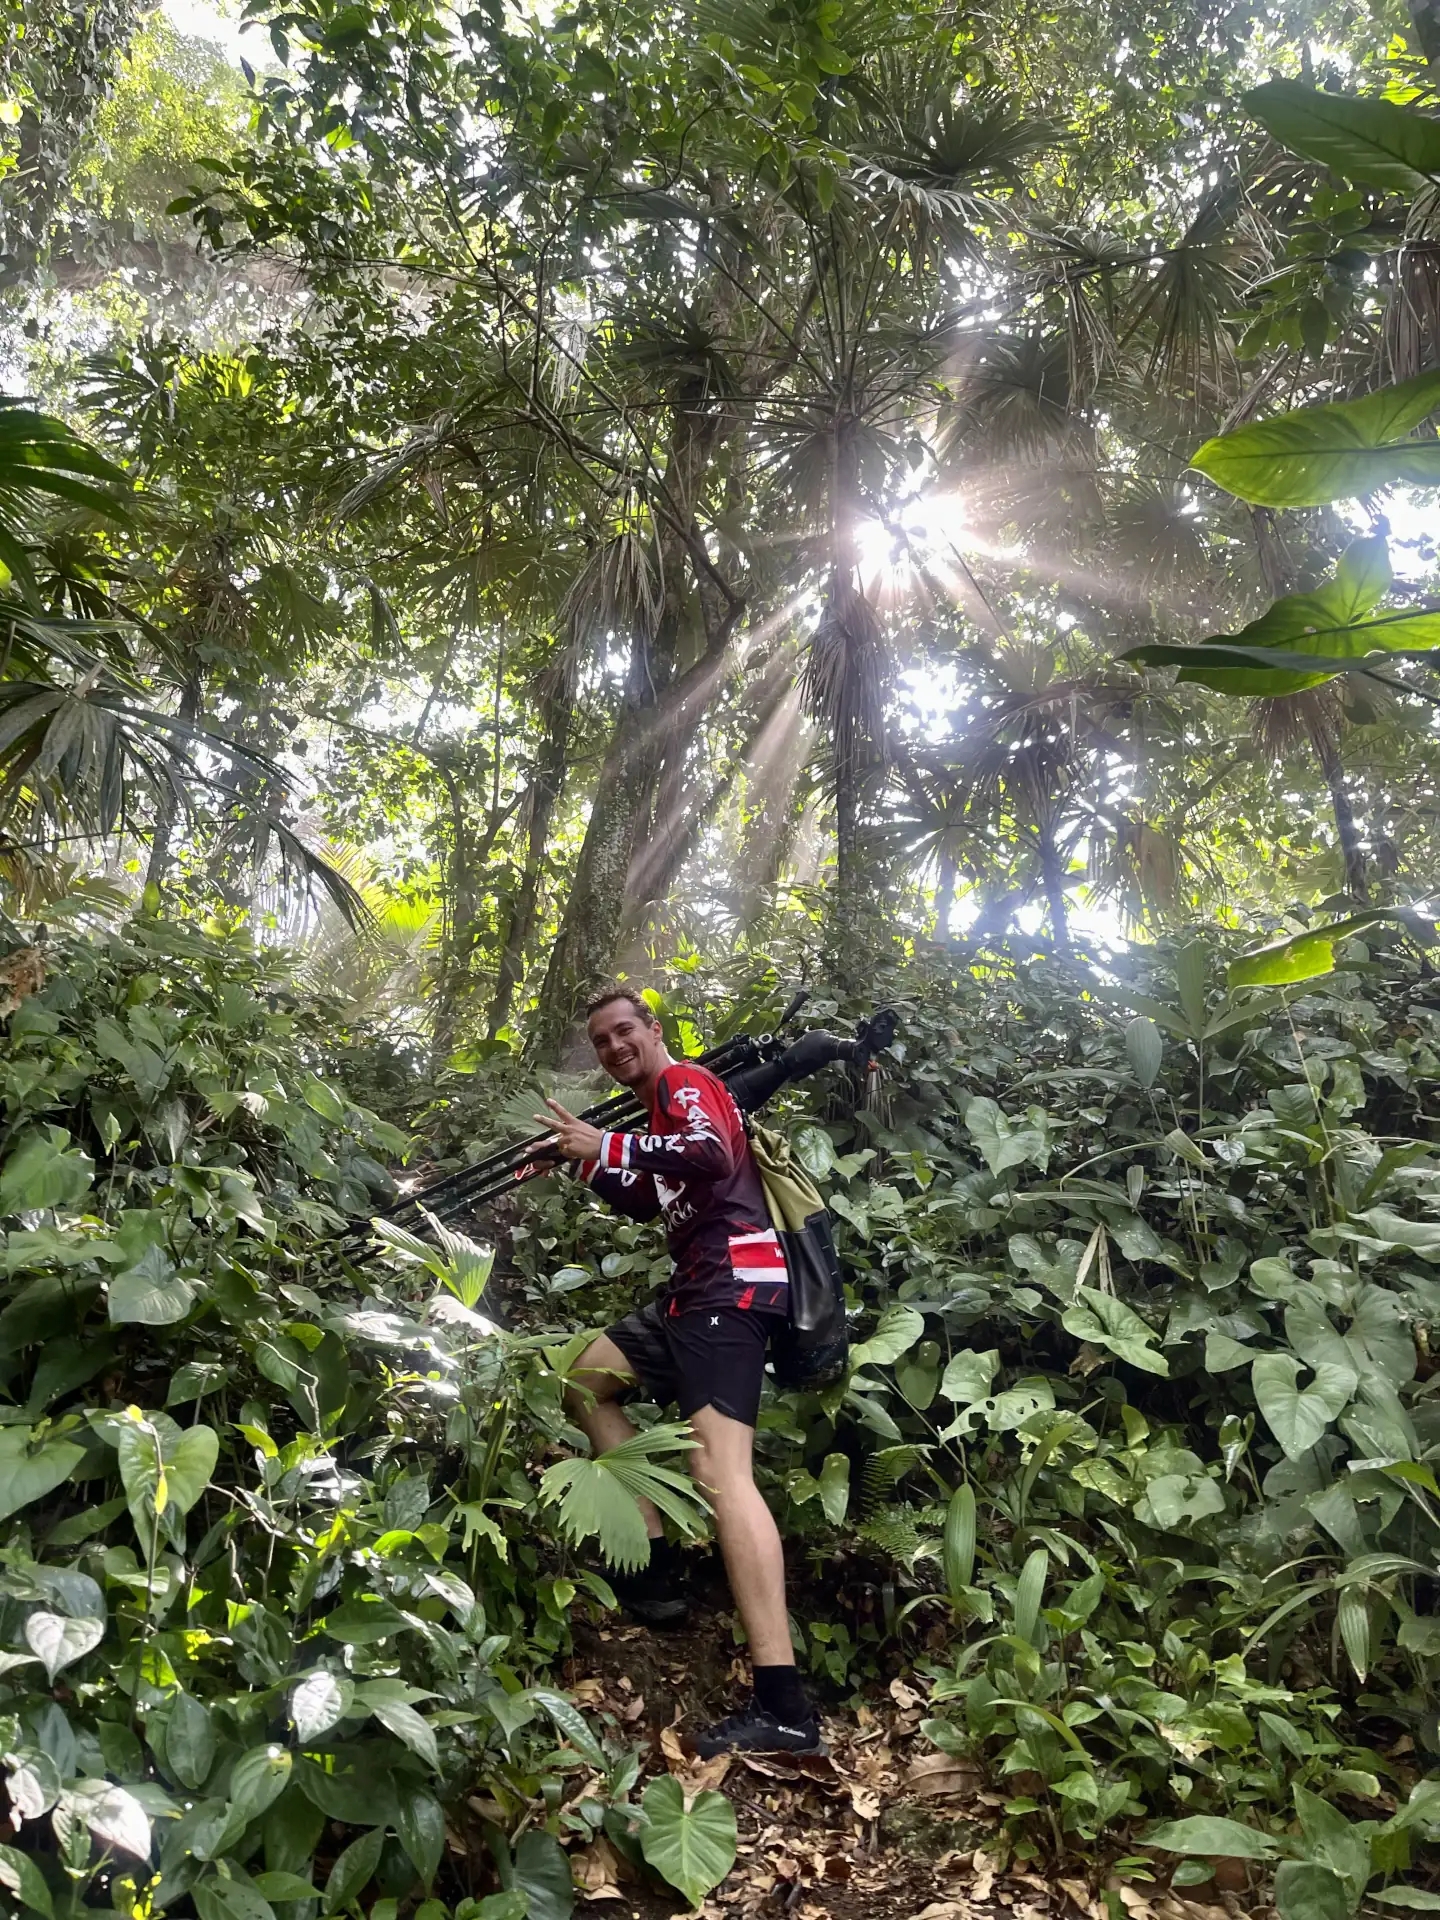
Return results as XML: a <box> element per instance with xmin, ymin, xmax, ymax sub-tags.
<box><xmin>857</xmin><ymin>1512</ymin><xmax>939</xmax><ymax>1567</ymax></box>
<box><xmin>859</xmin><ymin>1444</ymin><xmax>928</xmax><ymax>1519</ymax></box>
<box><xmin>539</xmin><ymin>1423</ymin><xmax>710</xmax><ymax>1571</ymax></box>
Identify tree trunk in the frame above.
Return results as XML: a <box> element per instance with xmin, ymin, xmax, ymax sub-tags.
<box><xmin>144</xmin><ymin>670</ymin><xmax>201</xmax><ymax>897</ymax></box>
<box><xmin>1315</xmin><ymin>731</ymin><xmax>1369</xmax><ymax>901</ymax></box>
<box><xmin>430</xmin><ymin>759</ymin><xmax>478</xmax><ymax>1069</ymax></box>
<box><xmin>935</xmin><ymin>853</ymin><xmax>957</xmax><ymax>943</ymax></box>
<box><xmin>487</xmin><ymin>682</ymin><xmax>569</xmax><ymax>1039</ymax></box>
<box><xmin>1037</xmin><ymin>816</ymin><xmax>1072</xmax><ymax>951</ymax></box>
<box><xmin>529</xmin><ymin>698</ymin><xmax>660</xmax><ymax>1060</ymax></box>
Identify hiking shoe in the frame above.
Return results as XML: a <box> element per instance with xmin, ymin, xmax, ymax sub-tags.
<box><xmin>692</xmin><ymin>1705</ymin><xmax>825</xmax><ymax>1758</ymax></box>
<box><xmin>610</xmin><ymin>1564</ymin><xmax>689</xmax><ymax>1628</ymax></box>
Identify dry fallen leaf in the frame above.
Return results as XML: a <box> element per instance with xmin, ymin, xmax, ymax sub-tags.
<box><xmin>848</xmin><ymin>1782</ymin><xmax>882</xmax><ymax>1820</ymax></box>
<box><xmin>904</xmin><ymin>1751</ymin><xmax>984</xmax><ymax>1799</ymax></box>
<box><xmin>570</xmin><ymin>1835</ymin><xmax>626</xmax><ymax>1901</ymax></box>
<box><xmin>912</xmin><ymin>1904</ymin><xmax>971</xmax><ymax>1919</ymax></box>
<box><xmin>466</xmin><ymin>1795</ymin><xmax>505</xmax><ymax>1823</ymax></box>
<box><xmin>621</xmin><ymin>1693</ymin><xmax>646</xmax><ymax>1722</ymax></box>
<box><xmin>1059</xmin><ymin>1876</ymin><xmax>1098</xmax><ymax>1916</ymax></box>
<box><xmin>889</xmin><ymin>1676</ymin><xmax>924</xmax><ymax>1711</ymax></box>
<box><xmin>660</xmin><ymin>1725</ymin><xmax>687</xmax><ymax>1770</ymax></box>
<box><xmin>570</xmin><ymin>1677</ymin><xmax>606</xmax><ymax>1706</ymax></box>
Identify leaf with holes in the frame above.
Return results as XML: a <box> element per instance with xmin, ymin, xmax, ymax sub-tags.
<box><xmin>1252</xmin><ymin>1353</ymin><xmax>1356</xmax><ymax>1459</ymax></box>
<box><xmin>1061</xmin><ymin>1288</ymin><xmax>1169</xmax><ymax>1374</ymax></box>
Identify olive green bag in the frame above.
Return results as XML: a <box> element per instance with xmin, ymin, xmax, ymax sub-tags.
<box><xmin>745</xmin><ymin>1120</ymin><xmax>849</xmax><ymax>1389</ymax></box>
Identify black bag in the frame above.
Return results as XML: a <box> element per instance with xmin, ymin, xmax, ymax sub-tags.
<box><xmin>745</xmin><ymin>1120</ymin><xmax>849</xmax><ymax>1390</ymax></box>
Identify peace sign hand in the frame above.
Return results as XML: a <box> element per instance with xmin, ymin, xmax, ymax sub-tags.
<box><xmin>533</xmin><ymin>1096</ymin><xmax>605</xmax><ymax>1164</ymax></box>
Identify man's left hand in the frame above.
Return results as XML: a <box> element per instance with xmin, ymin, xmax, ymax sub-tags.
<box><xmin>535</xmin><ymin>1097</ymin><xmax>605</xmax><ymax>1163</ymax></box>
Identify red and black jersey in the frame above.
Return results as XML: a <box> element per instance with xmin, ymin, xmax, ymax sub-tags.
<box><xmin>577</xmin><ymin>1061</ymin><xmax>789</xmax><ymax>1318</ymax></box>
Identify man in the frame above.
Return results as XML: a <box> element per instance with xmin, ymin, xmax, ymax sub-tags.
<box><xmin>536</xmin><ymin>985</ymin><xmax>821</xmax><ymax>1758</ymax></box>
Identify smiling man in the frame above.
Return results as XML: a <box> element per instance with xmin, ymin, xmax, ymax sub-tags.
<box><xmin>537</xmin><ymin>985</ymin><xmax>820</xmax><ymax>1757</ymax></box>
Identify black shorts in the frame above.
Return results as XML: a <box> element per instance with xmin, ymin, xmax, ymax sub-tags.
<box><xmin>606</xmin><ymin>1297</ymin><xmax>782</xmax><ymax>1428</ymax></box>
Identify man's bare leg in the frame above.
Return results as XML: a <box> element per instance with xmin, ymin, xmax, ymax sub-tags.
<box><xmin>687</xmin><ymin>1403</ymin><xmax>792</xmax><ymax>1666</ymax></box>
<box><xmin>565</xmin><ymin>1334</ymin><xmax>662</xmax><ymax>1538</ymax></box>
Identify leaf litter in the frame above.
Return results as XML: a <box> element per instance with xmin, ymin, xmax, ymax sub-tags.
<box><xmin>561</xmin><ymin>1601</ymin><xmax>1266</xmax><ymax>1920</ymax></box>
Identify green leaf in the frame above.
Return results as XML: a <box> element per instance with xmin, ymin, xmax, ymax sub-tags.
<box><xmin>1244</xmin><ymin>81</ymin><xmax>1440</xmax><ymax>193</ymax></box>
<box><xmin>538</xmin><ymin>1423</ymin><xmax>705</xmax><ymax>1571</ymax></box>
<box><xmin>938</xmin><ymin>1348</ymin><xmax>999</xmax><ymax>1404</ymax></box>
<box><xmin>1272</xmin><ymin>1862</ymin><xmax>1352</xmax><ymax>1920</ymax></box>
<box><xmin>167</xmin><ymin>1692</ymin><xmax>217</xmax><ymax>1790</ymax></box>
<box><xmin>962</xmin><ymin>1096</ymin><xmax>1048</xmax><ymax>1175</ymax></box>
<box><xmin>1187</xmin><ymin>369</ymin><xmax>1440</xmax><ymax>506</ymax></box>
<box><xmin>1125</xmin><ymin>1016</ymin><xmax>1163</xmax><ymax>1088</ymax></box>
<box><xmin>109</xmin><ymin>1246</ymin><xmax>196</xmax><ymax>1326</ymax></box>
<box><xmin>1145</xmin><ymin>1816</ymin><xmax>1278</xmax><ymax>1858</ymax></box>
<box><xmin>509</xmin><ymin>1830</ymin><xmax>574</xmax><ymax>1920</ymax></box>
<box><xmin>818</xmin><ymin>1452</ymin><xmax>850</xmax><ymax>1526</ymax></box>
<box><xmin>791</xmin><ymin>1124</ymin><xmax>835</xmax><ymax>1178</ymax></box>
<box><xmin>396</xmin><ymin>1788</ymin><xmax>445</xmax><ymax>1888</ymax></box>
<box><xmin>322</xmin><ymin>1827</ymin><xmax>385</xmax><ymax>1914</ymax></box>
<box><xmin>1251</xmin><ymin>1352</ymin><xmax>1356</xmax><ymax>1459</ymax></box>
<box><xmin>1061</xmin><ymin>1288</ymin><xmax>1169</xmax><ymax>1374</ymax></box>
<box><xmin>370</xmin><ymin>1697</ymin><xmax>438</xmax><ymax>1769</ymax></box>
<box><xmin>1013</xmin><ymin>1546</ymin><xmax>1048</xmax><ymax>1645</ymax></box>
<box><xmin>0</xmin><ymin>1841</ymin><xmax>55</xmax><ymax>1917</ymax></box>
<box><xmin>639</xmin><ymin>1775</ymin><xmax>737</xmax><ymax>1907</ymax></box>
<box><xmin>851</xmin><ymin>1303</ymin><xmax>925</xmax><ymax>1367</ymax></box>
<box><xmin>166</xmin><ymin>1425</ymin><xmax>220</xmax><ymax>1513</ymax></box>
<box><xmin>1372</xmin><ymin>1892</ymin><xmax>1440</xmax><ymax>1909</ymax></box>
<box><xmin>530</xmin><ymin>1687</ymin><xmax>605</xmax><ymax>1766</ymax></box>
<box><xmin>194</xmin><ymin>1880</ymin><xmax>276</xmax><ymax>1920</ymax></box>
<box><xmin>1228</xmin><ymin>909</ymin><xmax>1433</xmax><ymax>988</ymax></box>
<box><xmin>25</xmin><ymin>1611</ymin><xmax>104</xmax><ymax>1682</ymax></box>
<box><xmin>0</xmin><ymin>1128</ymin><xmax>94</xmax><ymax>1214</ymax></box>
<box><xmin>229</xmin><ymin>1746</ymin><xmax>293</xmax><ymax>1825</ymax></box>
<box><xmin>65</xmin><ymin>1780</ymin><xmax>151</xmax><ymax>1859</ymax></box>
<box><xmin>942</xmin><ymin>1483</ymin><xmax>976</xmax><ymax>1601</ymax></box>
<box><xmin>291</xmin><ymin>1671</ymin><xmax>354</xmax><ymax>1741</ymax></box>
<box><xmin>0</xmin><ymin>1425</ymin><xmax>86</xmax><ymax>1523</ymax></box>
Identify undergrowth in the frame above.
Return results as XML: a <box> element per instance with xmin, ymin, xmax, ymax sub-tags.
<box><xmin>4</xmin><ymin>912</ymin><xmax>1440</xmax><ymax>1917</ymax></box>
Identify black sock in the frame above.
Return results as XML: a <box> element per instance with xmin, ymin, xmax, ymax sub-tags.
<box><xmin>644</xmin><ymin>1535</ymin><xmax>676</xmax><ymax>1576</ymax></box>
<box><xmin>752</xmin><ymin>1665</ymin><xmax>812</xmax><ymax>1724</ymax></box>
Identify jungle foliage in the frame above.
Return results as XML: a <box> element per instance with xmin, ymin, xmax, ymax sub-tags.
<box><xmin>7</xmin><ymin>0</ymin><xmax>1440</xmax><ymax>1908</ymax></box>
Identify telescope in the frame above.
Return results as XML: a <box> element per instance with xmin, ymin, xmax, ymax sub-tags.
<box><xmin>348</xmin><ymin>996</ymin><xmax>898</xmax><ymax>1251</ymax></box>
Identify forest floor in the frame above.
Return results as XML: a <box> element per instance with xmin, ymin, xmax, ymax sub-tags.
<box><xmin>548</xmin><ymin>1563</ymin><xmax>1268</xmax><ymax>1920</ymax></box>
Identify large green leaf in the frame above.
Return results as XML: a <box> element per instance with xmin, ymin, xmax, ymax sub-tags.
<box><xmin>1145</xmin><ymin>1815</ymin><xmax>1279</xmax><ymax>1858</ymax></box>
<box><xmin>1244</xmin><ymin>81</ymin><xmax>1440</xmax><ymax>194</ymax></box>
<box><xmin>1061</xmin><ymin>1287</ymin><xmax>1169</xmax><ymax>1375</ymax></box>
<box><xmin>0</xmin><ymin>1425</ymin><xmax>86</xmax><ymax>1523</ymax></box>
<box><xmin>1251</xmin><ymin>1352</ymin><xmax>1356</xmax><ymax>1459</ymax></box>
<box><xmin>538</xmin><ymin>1423</ymin><xmax>705</xmax><ymax>1571</ymax></box>
<box><xmin>1273</xmin><ymin>1862</ymin><xmax>1352</xmax><ymax>1920</ymax></box>
<box><xmin>0</xmin><ymin>1128</ymin><xmax>94</xmax><ymax>1215</ymax></box>
<box><xmin>1188</xmin><ymin>368</ymin><xmax>1440</xmax><ymax>505</ymax></box>
<box><xmin>1228</xmin><ymin>908</ymin><xmax>1435</xmax><ymax>988</ymax></box>
<box><xmin>851</xmin><ymin>1302</ymin><xmax>926</xmax><ymax>1367</ymax></box>
<box><xmin>1120</xmin><ymin>535</ymin><xmax>1440</xmax><ymax>694</ymax></box>
<box><xmin>639</xmin><ymin>1775</ymin><xmax>737</xmax><ymax>1908</ymax></box>
<box><xmin>0</xmin><ymin>1841</ymin><xmax>55</xmax><ymax>1917</ymax></box>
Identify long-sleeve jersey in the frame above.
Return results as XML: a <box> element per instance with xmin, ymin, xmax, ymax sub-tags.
<box><xmin>577</xmin><ymin>1061</ymin><xmax>789</xmax><ymax>1317</ymax></box>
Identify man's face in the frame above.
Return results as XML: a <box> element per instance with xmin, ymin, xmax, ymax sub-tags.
<box><xmin>587</xmin><ymin>998</ymin><xmax>666</xmax><ymax>1090</ymax></box>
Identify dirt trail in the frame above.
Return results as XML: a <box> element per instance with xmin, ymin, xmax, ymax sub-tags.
<box><xmin>558</xmin><ymin>1580</ymin><xmax>1263</xmax><ymax>1920</ymax></box>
